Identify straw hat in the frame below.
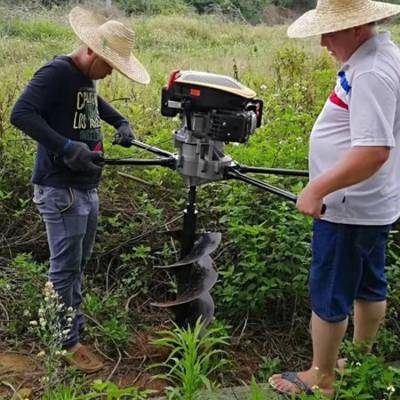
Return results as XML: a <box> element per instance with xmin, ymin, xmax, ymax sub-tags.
<box><xmin>69</xmin><ymin>6</ymin><xmax>150</xmax><ymax>84</ymax></box>
<box><xmin>288</xmin><ymin>0</ymin><xmax>400</xmax><ymax>38</ymax></box>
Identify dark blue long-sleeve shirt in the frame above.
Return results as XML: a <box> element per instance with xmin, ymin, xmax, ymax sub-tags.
<box><xmin>10</xmin><ymin>55</ymin><xmax>127</xmax><ymax>189</ymax></box>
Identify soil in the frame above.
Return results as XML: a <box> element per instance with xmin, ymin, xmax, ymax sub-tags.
<box><xmin>0</xmin><ymin>331</ymin><xmax>170</xmax><ymax>399</ymax></box>
<box><xmin>0</xmin><ymin>352</ymin><xmax>41</xmax><ymax>399</ymax></box>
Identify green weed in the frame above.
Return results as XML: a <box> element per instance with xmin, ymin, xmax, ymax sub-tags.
<box><xmin>42</xmin><ymin>379</ymin><xmax>153</xmax><ymax>399</ymax></box>
<box><xmin>151</xmin><ymin>319</ymin><xmax>229</xmax><ymax>400</ymax></box>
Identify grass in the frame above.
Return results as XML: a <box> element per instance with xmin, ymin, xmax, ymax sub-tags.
<box><xmin>0</xmin><ymin>4</ymin><xmax>316</xmax><ymax>88</ymax></box>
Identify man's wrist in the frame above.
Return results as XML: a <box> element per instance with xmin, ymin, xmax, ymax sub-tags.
<box><xmin>116</xmin><ymin>120</ymin><xmax>129</xmax><ymax>128</ymax></box>
<box><xmin>62</xmin><ymin>139</ymin><xmax>74</xmax><ymax>155</ymax></box>
<box><xmin>307</xmin><ymin>178</ymin><xmax>328</xmax><ymax>200</ymax></box>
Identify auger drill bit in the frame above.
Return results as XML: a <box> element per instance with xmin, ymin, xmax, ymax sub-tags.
<box><xmin>151</xmin><ymin>186</ymin><xmax>221</xmax><ymax>328</ymax></box>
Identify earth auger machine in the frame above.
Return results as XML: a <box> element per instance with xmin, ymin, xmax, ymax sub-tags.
<box><xmin>105</xmin><ymin>70</ymin><xmax>321</xmax><ymax>330</ymax></box>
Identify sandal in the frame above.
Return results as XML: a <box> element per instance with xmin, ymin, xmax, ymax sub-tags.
<box><xmin>269</xmin><ymin>371</ymin><xmax>314</xmax><ymax>396</ymax></box>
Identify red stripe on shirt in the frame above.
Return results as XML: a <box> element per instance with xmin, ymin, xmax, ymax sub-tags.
<box><xmin>329</xmin><ymin>91</ymin><xmax>348</xmax><ymax>110</ymax></box>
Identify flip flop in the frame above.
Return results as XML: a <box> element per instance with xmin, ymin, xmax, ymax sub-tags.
<box><xmin>269</xmin><ymin>371</ymin><xmax>315</xmax><ymax>396</ymax></box>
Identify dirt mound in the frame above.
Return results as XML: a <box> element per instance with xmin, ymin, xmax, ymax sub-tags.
<box><xmin>0</xmin><ymin>353</ymin><xmax>40</xmax><ymax>399</ymax></box>
<box><xmin>0</xmin><ymin>352</ymin><xmax>38</xmax><ymax>375</ymax></box>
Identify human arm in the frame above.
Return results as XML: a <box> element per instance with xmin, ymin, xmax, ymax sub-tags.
<box><xmin>98</xmin><ymin>96</ymin><xmax>134</xmax><ymax>146</ymax></box>
<box><xmin>10</xmin><ymin>64</ymin><xmax>70</xmax><ymax>154</ymax></box>
<box><xmin>297</xmin><ymin>146</ymin><xmax>390</xmax><ymax>218</ymax></box>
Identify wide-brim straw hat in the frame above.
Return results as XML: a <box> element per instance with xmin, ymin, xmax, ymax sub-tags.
<box><xmin>288</xmin><ymin>0</ymin><xmax>400</xmax><ymax>38</ymax></box>
<box><xmin>69</xmin><ymin>6</ymin><xmax>150</xmax><ymax>84</ymax></box>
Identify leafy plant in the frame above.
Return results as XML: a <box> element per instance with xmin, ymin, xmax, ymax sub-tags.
<box><xmin>333</xmin><ymin>354</ymin><xmax>400</xmax><ymax>400</ymax></box>
<box><xmin>42</xmin><ymin>385</ymin><xmax>78</xmax><ymax>400</ymax></box>
<box><xmin>295</xmin><ymin>346</ymin><xmax>400</xmax><ymax>400</ymax></box>
<box><xmin>1</xmin><ymin>254</ymin><xmax>47</xmax><ymax>337</ymax></box>
<box><xmin>151</xmin><ymin>319</ymin><xmax>229</xmax><ymax>400</ymax></box>
<box><xmin>42</xmin><ymin>380</ymin><xmax>153</xmax><ymax>400</ymax></box>
<box><xmin>247</xmin><ymin>377</ymin><xmax>279</xmax><ymax>400</ymax></box>
<box><xmin>256</xmin><ymin>356</ymin><xmax>282</xmax><ymax>382</ymax></box>
<box><xmin>83</xmin><ymin>291</ymin><xmax>131</xmax><ymax>350</ymax></box>
<box><xmin>79</xmin><ymin>379</ymin><xmax>153</xmax><ymax>400</ymax></box>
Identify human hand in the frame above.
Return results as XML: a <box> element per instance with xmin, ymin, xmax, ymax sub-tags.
<box><xmin>63</xmin><ymin>141</ymin><xmax>104</xmax><ymax>173</ymax></box>
<box><xmin>296</xmin><ymin>183</ymin><xmax>325</xmax><ymax>218</ymax></box>
<box><xmin>113</xmin><ymin>122</ymin><xmax>135</xmax><ymax>147</ymax></box>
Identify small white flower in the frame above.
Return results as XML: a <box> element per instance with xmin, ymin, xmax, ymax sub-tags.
<box><xmin>45</xmin><ymin>281</ymin><xmax>53</xmax><ymax>289</ymax></box>
<box><xmin>387</xmin><ymin>385</ymin><xmax>395</xmax><ymax>393</ymax></box>
<box><xmin>37</xmin><ymin>350</ymin><xmax>45</xmax><ymax>358</ymax></box>
<box><xmin>67</xmin><ymin>306</ymin><xmax>74</xmax><ymax>313</ymax></box>
<box><xmin>23</xmin><ymin>309</ymin><xmax>31</xmax><ymax>317</ymax></box>
<box><xmin>39</xmin><ymin>318</ymin><xmax>46</xmax><ymax>328</ymax></box>
<box><xmin>356</xmin><ymin>362</ymin><xmax>362</xmax><ymax>367</ymax></box>
<box><xmin>62</xmin><ymin>329</ymin><xmax>71</xmax><ymax>336</ymax></box>
<box><xmin>29</xmin><ymin>320</ymin><xmax>38</xmax><ymax>326</ymax></box>
<box><xmin>260</xmin><ymin>84</ymin><xmax>267</xmax><ymax>91</ymax></box>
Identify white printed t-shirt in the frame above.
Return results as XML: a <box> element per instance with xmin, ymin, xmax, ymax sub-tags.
<box><xmin>309</xmin><ymin>32</ymin><xmax>400</xmax><ymax>225</ymax></box>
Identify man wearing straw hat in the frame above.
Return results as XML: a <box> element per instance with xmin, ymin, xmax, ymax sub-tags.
<box><xmin>10</xmin><ymin>7</ymin><xmax>150</xmax><ymax>373</ymax></box>
<box><xmin>269</xmin><ymin>0</ymin><xmax>400</xmax><ymax>396</ymax></box>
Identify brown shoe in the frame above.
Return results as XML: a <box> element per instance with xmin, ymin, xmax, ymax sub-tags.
<box><xmin>65</xmin><ymin>343</ymin><xmax>104</xmax><ymax>373</ymax></box>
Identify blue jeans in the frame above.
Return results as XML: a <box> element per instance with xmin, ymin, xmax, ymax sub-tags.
<box><xmin>33</xmin><ymin>184</ymin><xmax>99</xmax><ymax>348</ymax></box>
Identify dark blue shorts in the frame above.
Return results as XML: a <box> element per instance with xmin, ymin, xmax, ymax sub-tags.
<box><xmin>310</xmin><ymin>220</ymin><xmax>391</xmax><ymax>323</ymax></box>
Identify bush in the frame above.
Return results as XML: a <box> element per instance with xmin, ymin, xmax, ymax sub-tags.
<box><xmin>114</xmin><ymin>0</ymin><xmax>191</xmax><ymax>15</ymax></box>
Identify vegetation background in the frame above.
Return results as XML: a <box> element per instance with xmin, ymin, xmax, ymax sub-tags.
<box><xmin>0</xmin><ymin>0</ymin><xmax>400</xmax><ymax>398</ymax></box>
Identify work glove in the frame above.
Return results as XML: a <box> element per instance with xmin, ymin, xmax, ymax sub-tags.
<box><xmin>63</xmin><ymin>141</ymin><xmax>104</xmax><ymax>173</ymax></box>
<box><xmin>113</xmin><ymin>122</ymin><xmax>135</xmax><ymax>147</ymax></box>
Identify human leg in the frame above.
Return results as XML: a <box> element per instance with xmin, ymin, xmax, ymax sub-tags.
<box><xmin>270</xmin><ymin>221</ymin><xmax>367</xmax><ymax>395</ymax></box>
<box><xmin>336</xmin><ymin>301</ymin><xmax>386</xmax><ymax>370</ymax></box>
<box><xmin>353</xmin><ymin>225</ymin><xmax>390</xmax><ymax>349</ymax></box>
<box><xmin>74</xmin><ymin>188</ymin><xmax>99</xmax><ymax>337</ymax></box>
<box><xmin>34</xmin><ymin>185</ymin><xmax>103</xmax><ymax>372</ymax></box>
<box><xmin>353</xmin><ymin>300</ymin><xmax>386</xmax><ymax>348</ymax></box>
<box><xmin>34</xmin><ymin>186</ymin><xmax>95</xmax><ymax>347</ymax></box>
<box><xmin>333</xmin><ymin>300</ymin><xmax>386</xmax><ymax>372</ymax></box>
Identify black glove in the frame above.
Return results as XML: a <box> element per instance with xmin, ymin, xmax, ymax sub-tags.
<box><xmin>63</xmin><ymin>141</ymin><xmax>104</xmax><ymax>173</ymax></box>
<box><xmin>113</xmin><ymin>122</ymin><xmax>135</xmax><ymax>147</ymax></box>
